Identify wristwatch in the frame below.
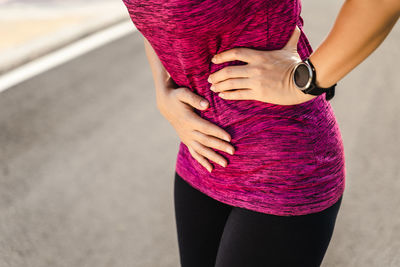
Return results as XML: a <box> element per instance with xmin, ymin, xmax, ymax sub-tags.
<box><xmin>292</xmin><ymin>58</ymin><xmax>336</xmax><ymax>101</ymax></box>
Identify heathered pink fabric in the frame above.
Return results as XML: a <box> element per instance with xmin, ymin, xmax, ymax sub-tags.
<box><xmin>122</xmin><ymin>0</ymin><xmax>345</xmax><ymax>216</ymax></box>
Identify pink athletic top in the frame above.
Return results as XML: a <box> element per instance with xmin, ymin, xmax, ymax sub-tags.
<box><xmin>122</xmin><ymin>0</ymin><xmax>345</xmax><ymax>216</ymax></box>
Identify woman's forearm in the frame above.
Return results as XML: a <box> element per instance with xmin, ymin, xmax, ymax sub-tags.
<box><xmin>308</xmin><ymin>0</ymin><xmax>400</xmax><ymax>88</ymax></box>
<box><xmin>143</xmin><ymin>37</ymin><xmax>171</xmax><ymax>101</ymax></box>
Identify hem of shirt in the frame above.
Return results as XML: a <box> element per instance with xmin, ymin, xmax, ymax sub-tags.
<box><xmin>175</xmin><ymin>148</ymin><xmax>345</xmax><ymax>217</ymax></box>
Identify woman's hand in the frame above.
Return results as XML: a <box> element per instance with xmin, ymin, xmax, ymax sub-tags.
<box><xmin>207</xmin><ymin>25</ymin><xmax>317</xmax><ymax>105</ymax></box>
<box><xmin>157</xmin><ymin>77</ymin><xmax>235</xmax><ymax>173</ymax></box>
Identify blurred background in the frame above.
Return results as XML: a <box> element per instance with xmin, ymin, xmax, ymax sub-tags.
<box><xmin>0</xmin><ymin>0</ymin><xmax>399</xmax><ymax>266</ymax></box>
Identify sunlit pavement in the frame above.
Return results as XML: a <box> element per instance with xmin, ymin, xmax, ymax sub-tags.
<box><xmin>0</xmin><ymin>1</ymin><xmax>399</xmax><ymax>266</ymax></box>
<box><xmin>0</xmin><ymin>0</ymin><xmax>129</xmax><ymax>74</ymax></box>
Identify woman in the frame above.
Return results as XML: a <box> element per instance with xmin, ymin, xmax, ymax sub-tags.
<box><xmin>122</xmin><ymin>0</ymin><xmax>399</xmax><ymax>266</ymax></box>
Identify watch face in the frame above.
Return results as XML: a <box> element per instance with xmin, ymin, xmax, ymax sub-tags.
<box><xmin>294</xmin><ymin>63</ymin><xmax>311</xmax><ymax>88</ymax></box>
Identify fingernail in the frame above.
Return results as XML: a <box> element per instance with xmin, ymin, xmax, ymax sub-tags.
<box><xmin>210</xmin><ymin>85</ymin><xmax>215</xmax><ymax>91</ymax></box>
<box><xmin>212</xmin><ymin>57</ymin><xmax>217</xmax><ymax>63</ymax></box>
<box><xmin>219</xmin><ymin>161</ymin><xmax>227</xmax><ymax>167</ymax></box>
<box><xmin>207</xmin><ymin>77</ymin><xmax>212</xmax><ymax>83</ymax></box>
<box><xmin>200</xmin><ymin>100</ymin><xmax>208</xmax><ymax>107</ymax></box>
<box><xmin>226</xmin><ymin>147</ymin><xmax>234</xmax><ymax>155</ymax></box>
<box><xmin>224</xmin><ymin>136</ymin><xmax>231</xmax><ymax>142</ymax></box>
<box><xmin>207</xmin><ymin>166</ymin><xmax>212</xmax><ymax>173</ymax></box>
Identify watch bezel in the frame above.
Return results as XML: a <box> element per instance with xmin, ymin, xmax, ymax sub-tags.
<box><xmin>292</xmin><ymin>61</ymin><xmax>313</xmax><ymax>91</ymax></box>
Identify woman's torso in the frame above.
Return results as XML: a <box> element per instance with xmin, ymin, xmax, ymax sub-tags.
<box><xmin>122</xmin><ymin>0</ymin><xmax>345</xmax><ymax>216</ymax></box>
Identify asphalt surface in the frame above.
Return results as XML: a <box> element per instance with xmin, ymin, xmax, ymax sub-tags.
<box><xmin>0</xmin><ymin>1</ymin><xmax>399</xmax><ymax>266</ymax></box>
<box><xmin>0</xmin><ymin>0</ymin><xmax>128</xmax><ymax>74</ymax></box>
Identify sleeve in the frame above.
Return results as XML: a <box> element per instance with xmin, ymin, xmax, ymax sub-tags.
<box><xmin>121</xmin><ymin>0</ymin><xmax>158</xmax><ymax>38</ymax></box>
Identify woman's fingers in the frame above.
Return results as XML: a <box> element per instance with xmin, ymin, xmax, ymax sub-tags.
<box><xmin>187</xmin><ymin>146</ymin><xmax>213</xmax><ymax>173</ymax></box>
<box><xmin>175</xmin><ymin>86</ymin><xmax>209</xmax><ymax>111</ymax></box>
<box><xmin>159</xmin><ymin>84</ymin><xmax>236</xmax><ymax>172</ymax></box>
<box><xmin>191</xmin><ymin>130</ymin><xmax>235</xmax><ymax>155</ymax></box>
<box><xmin>188</xmin><ymin>114</ymin><xmax>231</xmax><ymax>142</ymax></box>
<box><xmin>190</xmin><ymin>140</ymin><xmax>228</xmax><ymax>168</ymax></box>
<box><xmin>172</xmin><ymin>87</ymin><xmax>232</xmax><ymax>143</ymax></box>
<box><xmin>209</xmin><ymin>77</ymin><xmax>250</xmax><ymax>93</ymax></box>
<box><xmin>208</xmin><ymin>64</ymin><xmax>250</xmax><ymax>84</ymax></box>
<box><xmin>218</xmin><ymin>89</ymin><xmax>253</xmax><ymax>100</ymax></box>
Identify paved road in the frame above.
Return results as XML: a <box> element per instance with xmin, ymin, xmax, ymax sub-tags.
<box><xmin>0</xmin><ymin>1</ymin><xmax>399</xmax><ymax>266</ymax></box>
<box><xmin>0</xmin><ymin>0</ymin><xmax>128</xmax><ymax>74</ymax></box>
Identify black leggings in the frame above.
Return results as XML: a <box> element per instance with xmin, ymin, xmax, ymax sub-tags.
<box><xmin>173</xmin><ymin>171</ymin><xmax>343</xmax><ymax>267</ymax></box>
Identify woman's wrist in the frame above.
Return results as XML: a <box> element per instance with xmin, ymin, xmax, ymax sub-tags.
<box><xmin>155</xmin><ymin>76</ymin><xmax>173</xmax><ymax>95</ymax></box>
<box><xmin>155</xmin><ymin>76</ymin><xmax>178</xmax><ymax>108</ymax></box>
<box><xmin>307</xmin><ymin>53</ymin><xmax>335</xmax><ymax>88</ymax></box>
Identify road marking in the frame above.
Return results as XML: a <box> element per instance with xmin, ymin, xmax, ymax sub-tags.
<box><xmin>0</xmin><ymin>20</ymin><xmax>136</xmax><ymax>93</ymax></box>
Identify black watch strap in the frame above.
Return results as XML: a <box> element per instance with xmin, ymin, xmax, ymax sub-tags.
<box><xmin>303</xmin><ymin>58</ymin><xmax>336</xmax><ymax>101</ymax></box>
